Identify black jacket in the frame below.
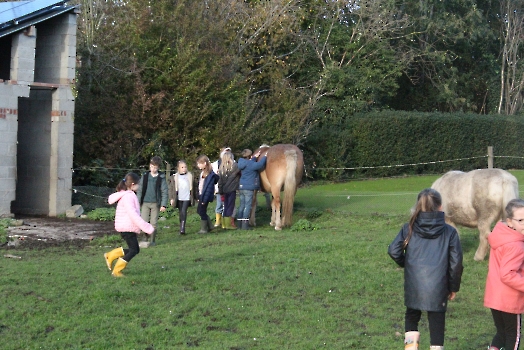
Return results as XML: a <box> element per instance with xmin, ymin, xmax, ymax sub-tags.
<box><xmin>388</xmin><ymin>211</ymin><xmax>463</xmax><ymax>312</ymax></box>
<box><xmin>217</xmin><ymin>163</ymin><xmax>240</xmax><ymax>194</ymax></box>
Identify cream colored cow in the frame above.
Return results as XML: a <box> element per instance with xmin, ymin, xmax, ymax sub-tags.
<box><xmin>431</xmin><ymin>169</ymin><xmax>519</xmax><ymax>261</ymax></box>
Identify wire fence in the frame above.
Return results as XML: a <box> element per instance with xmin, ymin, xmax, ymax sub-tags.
<box><xmin>72</xmin><ymin>152</ymin><xmax>524</xmax><ymax>213</ymax></box>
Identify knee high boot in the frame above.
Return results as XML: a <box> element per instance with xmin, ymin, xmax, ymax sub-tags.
<box><xmin>180</xmin><ymin>220</ymin><xmax>186</xmax><ymax>235</ymax></box>
<box><xmin>405</xmin><ymin>331</ymin><xmax>420</xmax><ymax>350</ymax></box>
<box><xmin>222</xmin><ymin>217</ymin><xmax>230</xmax><ymax>229</ymax></box>
<box><xmin>222</xmin><ymin>217</ymin><xmax>236</xmax><ymax>230</ymax></box>
<box><xmin>198</xmin><ymin>220</ymin><xmax>209</xmax><ymax>234</ymax></box>
<box><xmin>214</xmin><ymin>213</ymin><xmax>222</xmax><ymax>228</ymax></box>
<box><xmin>230</xmin><ymin>216</ymin><xmax>237</xmax><ymax>229</ymax></box>
<box><xmin>112</xmin><ymin>258</ymin><xmax>128</xmax><ymax>277</ymax></box>
<box><xmin>104</xmin><ymin>247</ymin><xmax>124</xmax><ymax>270</ymax></box>
<box><xmin>207</xmin><ymin>218</ymin><xmax>214</xmax><ymax>232</ymax></box>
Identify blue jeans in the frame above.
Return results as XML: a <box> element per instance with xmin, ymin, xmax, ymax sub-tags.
<box><xmin>215</xmin><ymin>194</ymin><xmax>223</xmax><ymax>214</ymax></box>
<box><xmin>238</xmin><ymin>190</ymin><xmax>255</xmax><ymax>219</ymax></box>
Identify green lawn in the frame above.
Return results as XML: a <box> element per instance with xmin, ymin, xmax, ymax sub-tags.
<box><xmin>3</xmin><ymin>172</ymin><xmax>522</xmax><ymax>349</ymax></box>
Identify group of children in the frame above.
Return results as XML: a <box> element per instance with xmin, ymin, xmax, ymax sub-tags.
<box><xmin>388</xmin><ymin>188</ymin><xmax>524</xmax><ymax>350</ymax></box>
<box><xmin>104</xmin><ymin>148</ymin><xmax>267</xmax><ymax>277</ymax></box>
<box><xmin>102</xmin><ymin>155</ymin><xmax>524</xmax><ymax>350</ymax></box>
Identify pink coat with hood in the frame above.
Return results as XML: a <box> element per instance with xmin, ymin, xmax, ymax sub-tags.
<box><xmin>108</xmin><ymin>190</ymin><xmax>155</xmax><ymax>235</ymax></box>
<box><xmin>484</xmin><ymin>221</ymin><xmax>524</xmax><ymax>314</ymax></box>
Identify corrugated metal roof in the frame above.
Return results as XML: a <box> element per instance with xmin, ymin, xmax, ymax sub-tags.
<box><xmin>0</xmin><ymin>0</ymin><xmax>76</xmax><ymax>38</ymax></box>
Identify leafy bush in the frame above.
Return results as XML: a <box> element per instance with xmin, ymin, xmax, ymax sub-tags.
<box><xmin>303</xmin><ymin>208</ymin><xmax>323</xmax><ymax>220</ymax></box>
<box><xmin>290</xmin><ymin>219</ymin><xmax>320</xmax><ymax>231</ymax></box>
<box><xmin>159</xmin><ymin>205</ymin><xmax>177</xmax><ymax>220</ymax></box>
<box><xmin>304</xmin><ymin>111</ymin><xmax>524</xmax><ymax>180</ymax></box>
<box><xmin>0</xmin><ymin>218</ymin><xmax>13</xmax><ymax>243</ymax></box>
<box><xmin>86</xmin><ymin>207</ymin><xmax>116</xmax><ymax>221</ymax></box>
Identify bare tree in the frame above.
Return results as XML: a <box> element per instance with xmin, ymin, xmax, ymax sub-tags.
<box><xmin>498</xmin><ymin>0</ymin><xmax>524</xmax><ymax>115</ymax></box>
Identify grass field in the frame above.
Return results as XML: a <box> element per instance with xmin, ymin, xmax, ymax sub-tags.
<box><xmin>3</xmin><ymin>171</ymin><xmax>524</xmax><ymax>349</ymax></box>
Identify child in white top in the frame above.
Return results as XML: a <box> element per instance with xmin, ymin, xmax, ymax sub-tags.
<box><xmin>169</xmin><ymin>160</ymin><xmax>193</xmax><ymax>235</ymax></box>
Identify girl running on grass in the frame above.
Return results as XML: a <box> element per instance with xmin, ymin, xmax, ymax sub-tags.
<box><xmin>104</xmin><ymin>172</ymin><xmax>155</xmax><ymax>277</ymax></box>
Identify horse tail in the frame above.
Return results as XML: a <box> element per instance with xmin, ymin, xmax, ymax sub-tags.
<box><xmin>281</xmin><ymin>149</ymin><xmax>298</xmax><ymax>227</ymax></box>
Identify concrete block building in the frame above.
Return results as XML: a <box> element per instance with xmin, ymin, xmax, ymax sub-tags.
<box><xmin>0</xmin><ymin>0</ymin><xmax>78</xmax><ymax>217</ymax></box>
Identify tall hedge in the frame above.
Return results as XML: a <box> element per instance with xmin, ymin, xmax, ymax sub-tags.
<box><xmin>304</xmin><ymin>111</ymin><xmax>524</xmax><ymax>180</ymax></box>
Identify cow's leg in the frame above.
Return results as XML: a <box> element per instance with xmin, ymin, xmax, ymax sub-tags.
<box><xmin>475</xmin><ymin>220</ymin><xmax>492</xmax><ymax>261</ymax></box>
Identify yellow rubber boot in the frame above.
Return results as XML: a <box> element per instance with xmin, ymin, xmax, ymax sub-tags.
<box><xmin>214</xmin><ymin>213</ymin><xmax>222</xmax><ymax>228</ymax></box>
<box><xmin>112</xmin><ymin>258</ymin><xmax>128</xmax><ymax>277</ymax></box>
<box><xmin>404</xmin><ymin>331</ymin><xmax>420</xmax><ymax>350</ymax></box>
<box><xmin>104</xmin><ymin>247</ymin><xmax>124</xmax><ymax>271</ymax></box>
<box><xmin>222</xmin><ymin>217</ymin><xmax>229</xmax><ymax>229</ymax></box>
<box><xmin>222</xmin><ymin>217</ymin><xmax>235</xmax><ymax>230</ymax></box>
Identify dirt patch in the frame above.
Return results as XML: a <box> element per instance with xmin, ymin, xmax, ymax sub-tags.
<box><xmin>4</xmin><ymin>215</ymin><xmax>116</xmax><ymax>249</ymax></box>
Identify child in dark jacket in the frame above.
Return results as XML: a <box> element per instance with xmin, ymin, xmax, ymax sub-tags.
<box><xmin>388</xmin><ymin>188</ymin><xmax>463</xmax><ymax>350</ymax></box>
<box><xmin>136</xmin><ymin>155</ymin><xmax>168</xmax><ymax>246</ymax></box>
<box><xmin>237</xmin><ymin>149</ymin><xmax>267</xmax><ymax>230</ymax></box>
<box><xmin>217</xmin><ymin>151</ymin><xmax>240</xmax><ymax>230</ymax></box>
<box><xmin>196</xmin><ymin>155</ymin><xmax>219</xmax><ymax>233</ymax></box>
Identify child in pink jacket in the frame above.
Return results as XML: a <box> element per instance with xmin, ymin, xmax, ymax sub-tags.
<box><xmin>104</xmin><ymin>172</ymin><xmax>155</xmax><ymax>277</ymax></box>
<box><xmin>484</xmin><ymin>198</ymin><xmax>524</xmax><ymax>350</ymax></box>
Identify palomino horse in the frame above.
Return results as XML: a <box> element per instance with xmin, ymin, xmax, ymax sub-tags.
<box><xmin>250</xmin><ymin>144</ymin><xmax>304</xmax><ymax>230</ymax></box>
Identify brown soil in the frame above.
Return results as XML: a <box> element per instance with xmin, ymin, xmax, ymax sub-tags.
<box><xmin>4</xmin><ymin>215</ymin><xmax>116</xmax><ymax>249</ymax></box>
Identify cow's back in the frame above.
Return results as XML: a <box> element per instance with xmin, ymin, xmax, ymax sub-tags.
<box><xmin>431</xmin><ymin>169</ymin><xmax>519</xmax><ymax>228</ymax></box>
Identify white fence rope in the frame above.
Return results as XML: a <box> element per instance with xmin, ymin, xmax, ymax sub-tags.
<box><xmin>72</xmin><ymin>188</ymin><xmax>108</xmax><ymax>199</ymax></box>
<box><xmin>72</xmin><ymin>152</ymin><xmax>524</xmax><ymax>200</ymax></box>
<box><xmin>310</xmin><ymin>156</ymin><xmax>487</xmax><ymax>171</ymax></box>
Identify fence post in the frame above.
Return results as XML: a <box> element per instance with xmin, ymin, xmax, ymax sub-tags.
<box><xmin>488</xmin><ymin>146</ymin><xmax>493</xmax><ymax>169</ymax></box>
<box><xmin>166</xmin><ymin>162</ymin><xmax>172</xmax><ymax>186</ymax></box>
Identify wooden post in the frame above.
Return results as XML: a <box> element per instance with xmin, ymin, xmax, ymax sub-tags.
<box><xmin>166</xmin><ymin>162</ymin><xmax>172</xmax><ymax>185</ymax></box>
<box><xmin>488</xmin><ymin>146</ymin><xmax>493</xmax><ymax>169</ymax></box>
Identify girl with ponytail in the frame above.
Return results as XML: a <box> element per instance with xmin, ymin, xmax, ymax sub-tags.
<box><xmin>388</xmin><ymin>188</ymin><xmax>463</xmax><ymax>350</ymax></box>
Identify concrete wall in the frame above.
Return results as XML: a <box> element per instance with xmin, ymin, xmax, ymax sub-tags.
<box><xmin>0</xmin><ymin>11</ymin><xmax>77</xmax><ymax>217</ymax></box>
